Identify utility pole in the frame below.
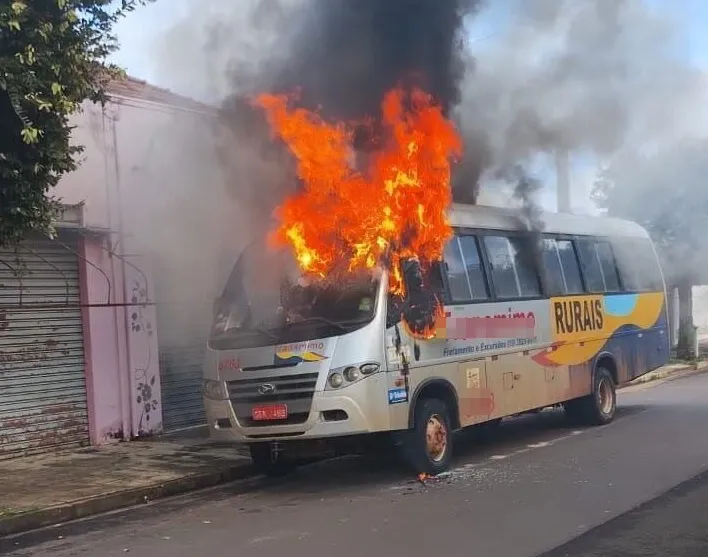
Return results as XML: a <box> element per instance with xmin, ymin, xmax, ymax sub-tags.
<box><xmin>555</xmin><ymin>148</ymin><xmax>571</xmax><ymax>213</ymax></box>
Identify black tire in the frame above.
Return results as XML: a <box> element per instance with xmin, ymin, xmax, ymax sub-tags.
<box><xmin>249</xmin><ymin>443</ymin><xmax>297</xmax><ymax>478</ymax></box>
<box><xmin>564</xmin><ymin>367</ymin><xmax>617</xmax><ymax>426</ymax></box>
<box><xmin>397</xmin><ymin>398</ymin><xmax>454</xmax><ymax>475</ymax></box>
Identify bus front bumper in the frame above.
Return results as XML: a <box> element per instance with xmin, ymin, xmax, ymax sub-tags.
<box><xmin>205</xmin><ymin>389</ymin><xmax>389</xmax><ymax>444</ymax></box>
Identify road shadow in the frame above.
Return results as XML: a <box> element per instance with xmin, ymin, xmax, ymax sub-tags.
<box><xmin>244</xmin><ymin>408</ymin><xmax>585</xmax><ymax>496</ymax></box>
<box><xmin>249</xmin><ymin>403</ymin><xmax>654</xmax><ymax>497</ymax></box>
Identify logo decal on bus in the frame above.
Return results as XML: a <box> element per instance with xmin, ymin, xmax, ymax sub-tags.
<box><xmin>435</xmin><ymin>309</ymin><xmax>537</xmax><ymax>340</ymax></box>
<box><xmin>274</xmin><ymin>341</ymin><xmax>329</xmax><ymax>365</ymax></box>
<box><xmin>257</xmin><ymin>383</ymin><xmax>277</xmax><ymax>395</ymax></box>
<box><xmin>553</xmin><ymin>298</ymin><xmax>604</xmax><ymax>336</ymax></box>
<box><xmin>536</xmin><ymin>292</ymin><xmax>665</xmax><ymax>367</ymax></box>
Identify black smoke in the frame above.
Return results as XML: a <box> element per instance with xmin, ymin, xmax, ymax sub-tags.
<box><xmin>269</xmin><ymin>0</ymin><xmax>481</xmax><ymax>122</ymax></box>
<box><xmin>220</xmin><ymin>0</ymin><xmax>485</xmax><ymax>196</ymax></box>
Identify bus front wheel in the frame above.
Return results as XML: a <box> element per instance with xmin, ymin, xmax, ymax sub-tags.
<box><xmin>565</xmin><ymin>367</ymin><xmax>617</xmax><ymax>426</ymax></box>
<box><xmin>398</xmin><ymin>397</ymin><xmax>454</xmax><ymax>475</ymax></box>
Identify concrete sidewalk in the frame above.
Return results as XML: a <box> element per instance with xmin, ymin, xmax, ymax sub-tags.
<box><xmin>0</xmin><ymin>431</ymin><xmax>251</xmax><ymax>537</ymax></box>
<box><xmin>624</xmin><ymin>359</ymin><xmax>708</xmax><ymax>388</ymax></box>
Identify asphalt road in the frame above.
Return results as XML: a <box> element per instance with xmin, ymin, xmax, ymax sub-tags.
<box><xmin>5</xmin><ymin>371</ymin><xmax>708</xmax><ymax>557</ymax></box>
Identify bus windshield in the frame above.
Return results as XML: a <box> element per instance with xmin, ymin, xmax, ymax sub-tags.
<box><xmin>209</xmin><ymin>241</ymin><xmax>379</xmax><ymax>350</ymax></box>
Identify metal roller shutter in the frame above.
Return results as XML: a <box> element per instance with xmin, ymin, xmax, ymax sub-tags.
<box><xmin>0</xmin><ymin>234</ymin><xmax>89</xmax><ymax>459</ymax></box>
<box><xmin>157</xmin><ymin>302</ymin><xmax>208</xmax><ymax>432</ymax></box>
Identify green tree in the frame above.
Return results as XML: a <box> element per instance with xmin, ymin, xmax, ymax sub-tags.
<box><xmin>592</xmin><ymin>141</ymin><xmax>708</xmax><ymax>359</ymax></box>
<box><xmin>0</xmin><ymin>0</ymin><xmax>152</xmax><ymax>246</ymax></box>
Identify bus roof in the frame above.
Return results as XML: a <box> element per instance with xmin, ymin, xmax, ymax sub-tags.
<box><xmin>447</xmin><ymin>204</ymin><xmax>649</xmax><ymax>239</ymax></box>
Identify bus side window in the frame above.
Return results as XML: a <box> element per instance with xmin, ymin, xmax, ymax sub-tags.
<box><xmin>557</xmin><ymin>240</ymin><xmax>584</xmax><ymax>293</ymax></box>
<box><xmin>595</xmin><ymin>242</ymin><xmax>622</xmax><ymax>292</ymax></box>
<box><xmin>613</xmin><ymin>237</ymin><xmax>663</xmax><ymax>292</ymax></box>
<box><xmin>541</xmin><ymin>238</ymin><xmax>565</xmax><ymax>295</ymax></box>
<box><xmin>541</xmin><ymin>238</ymin><xmax>584</xmax><ymax>296</ymax></box>
<box><xmin>611</xmin><ymin>238</ymin><xmax>640</xmax><ymax>291</ymax></box>
<box><xmin>576</xmin><ymin>240</ymin><xmax>604</xmax><ymax>292</ymax></box>
<box><xmin>483</xmin><ymin>235</ymin><xmax>541</xmax><ymax>299</ymax></box>
<box><xmin>577</xmin><ymin>239</ymin><xmax>621</xmax><ymax>293</ymax></box>
<box><xmin>443</xmin><ymin>237</ymin><xmax>472</xmax><ymax>302</ymax></box>
<box><xmin>442</xmin><ymin>235</ymin><xmax>490</xmax><ymax>303</ymax></box>
<box><xmin>637</xmin><ymin>239</ymin><xmax>664</xmax><ymax>291</ymax></box>
<box><xmin>458</xmin><ymin>236</ymin><xmax>490</xmax><ymax>301</ymax></box>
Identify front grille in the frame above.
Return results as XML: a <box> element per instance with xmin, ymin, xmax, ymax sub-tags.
<box><xmin>227</xmin><ymin>372</ymin><xmax>318</xmax><ymax>427</ymax></box>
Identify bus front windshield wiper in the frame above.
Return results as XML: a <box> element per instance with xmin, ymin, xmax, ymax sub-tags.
<box><xmin>250</xmin><ymin>326</ymin><xmax>280</xmax><ymax>341</ymax></box>
<box><xmin>218</xmin><ymin>325</ymin><xmax>280</xmax><ymax>342</ymax></box>
<box><xmin>284</xmin><ymin>316</ymin><xmax>350</xmax><ymax>333</ymax></box>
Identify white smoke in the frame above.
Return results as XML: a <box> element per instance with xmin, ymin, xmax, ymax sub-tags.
<box><xmin>457</xmin><ymin>0</ymin><xmax>707</xmax><ymax>207</ymax></box>
<box><xmin>146</xmin><ymin>0</ymin><xmax>305</xmax><ymax>103</ymax></box>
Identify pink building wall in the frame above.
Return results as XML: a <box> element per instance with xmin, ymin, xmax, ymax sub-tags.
<box><xmin>56</xmin><ymin>82</ymin><xmax>237</xmax><ymax>443</ymax></box>
<box><xmin>78</xmin><ymin>236</ymin><xmax>125</xmax><ymax>443</ymax></box>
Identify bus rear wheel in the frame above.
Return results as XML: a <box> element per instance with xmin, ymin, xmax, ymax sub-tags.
<box><xmin>249</xmin><ymin>443</ymin><xmax>297</xmax><ymax>478</ymax></box>
<box><xmin>398</xmin><ymin>397</ymin><xmax>454</xmax><ymax>475</ymax></box>
<box><xmin>565</xmin><ymin>367</ymin><xmax>617</xmax><ymax>426</ymax></box>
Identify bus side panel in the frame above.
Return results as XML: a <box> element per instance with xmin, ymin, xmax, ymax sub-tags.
<box><xmin>596</xmin><ymin>296</ymin><xmax>670</xmax><ymax>383</ymax></box>
<box><xmin>543</xmin><ymin>292</ymin><xmax>668</xmax><ymax>386</ymax></box>
<box><xmin>384</xmin><ymin>299</ymin><xmax>553</xmax><ymax>429</ymax></box>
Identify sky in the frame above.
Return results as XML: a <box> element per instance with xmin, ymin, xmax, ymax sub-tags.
<box><xmin>113</xmin><ymin>0</ymin><xmax>708</xmax><ymax>83</ymax></box>
<box><xmin>110</xmin><ymin>0</ymin><xmax>708</xmax><ymax>213</ymax></box>
<box><xmin>112</xmin><ymin>1</ymin><xmax>518</xmax><ymax>88</ymax></box>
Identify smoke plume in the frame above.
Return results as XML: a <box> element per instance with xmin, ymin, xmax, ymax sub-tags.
<box><xmin>127</xmin><ymin>0</ymin><xmax>708</xmax><ymax>341</ymax></box>
<box><xmin>146</xmin><ymin>0</ymin><xmax>705</xmax><ymax>210</ymax></box>
<box><xmin>457</xmin><ymin>0</ymin><xmax>705</xmax><ymax>208</ymax></box>
<box><xmin>215</xmin><ymin>0</ymin><xmax>482</xmax><ymax>218</ymax></box>
<box><xmin>266</xmin><ymin>0</ymin><xmax>481</xmax><ymax>119</ymax></box>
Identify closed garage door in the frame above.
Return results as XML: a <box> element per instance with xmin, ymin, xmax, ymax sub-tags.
<box><xmin>157</xmin><ymin>302</ymin><xmax>208</xmax><ymax>432</ymax></box>
<box><xmin>0</xmin><ymin>234</ymin><xmax>89</xmax><ymax>459</ymax></box>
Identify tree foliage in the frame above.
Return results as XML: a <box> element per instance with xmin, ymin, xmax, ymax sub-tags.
<box><xmin>0</xmin><ymin>0</ymin><xmax>152</xmax><ymax>246</ymax></box>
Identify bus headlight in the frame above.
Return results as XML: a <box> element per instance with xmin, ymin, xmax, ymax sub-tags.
<box><xmin>360</xmin><ymin>363</ymin><xmax>379</xmax><ymax>375</ymax></box>
<box><xmin>326</xmin><ymin>362</ymin><xmax>381</xmax><ymax>390</ymax></box>
<box><xmin>344</xmin><ymin>366</ymin><xmax>361</xmax><ymax>382</ymax></box>
<box><xmin>328</xmin><ymin>373</ymin><xmax>344</xmax><ymax>389</ymax></box>
<box><xmin>204</xmin><ymin>379</ymin><xmax>228</xmax><ymax>400</ymax></box>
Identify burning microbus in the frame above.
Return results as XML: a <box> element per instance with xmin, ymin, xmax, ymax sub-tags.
<box><xmin>203</xmin><ymin>87</ymin><xmax>669</xmax><ymax>476</ymax></box>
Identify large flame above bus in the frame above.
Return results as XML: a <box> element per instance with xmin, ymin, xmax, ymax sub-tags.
<box><xmin>255</xmin><ymin>86</ymin><xmax>462</xmax><ymax>298</ymax></box>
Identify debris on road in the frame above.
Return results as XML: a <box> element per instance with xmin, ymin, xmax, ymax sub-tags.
<box><xmin>417</xmin><ymin>471</ymin><xmax>453</xmax><ymax>487</ymax></box>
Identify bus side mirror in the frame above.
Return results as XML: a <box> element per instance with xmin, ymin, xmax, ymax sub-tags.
<box><xmin>401</xmin><ymin>257</ymin><xmax>424</xmax><ymax>298</ymax></box>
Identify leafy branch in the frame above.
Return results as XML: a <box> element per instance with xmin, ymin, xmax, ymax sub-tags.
<box><xmin>0</xmin><ymin>0</ymin><xmax>154</xmax><ymax>245</ymax></box>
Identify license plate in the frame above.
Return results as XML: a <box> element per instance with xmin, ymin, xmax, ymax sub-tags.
<box><xmin>251</xmin><ymin>404</ymin><xmax>288</xmax><ymax>421</ymax></box>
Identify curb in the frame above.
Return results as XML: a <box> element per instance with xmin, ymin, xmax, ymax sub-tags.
<box><xmin>622</xmin><ymin>361</ymin><xmax>708</xmax><ymax>389</ymax></box>
<box><xmin>0</xmin><ymin>462</ymin><xmax>254</xmax><ymax>538</ymax></box>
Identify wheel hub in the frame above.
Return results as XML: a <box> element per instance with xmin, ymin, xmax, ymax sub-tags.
<box><xmin>598</xmin><ymin>377</ymin><xmax>614</xmax><ymax>415</ymax></box>
<box><xmin>426</xmin><ymin>414</ymin><xmax>448</xmax><ymax>462</ymax></box>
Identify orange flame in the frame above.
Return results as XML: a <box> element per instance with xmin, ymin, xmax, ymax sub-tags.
<box><xmin>255</xmin><ymin>86</ymin><xmax>462</xmax><ymax>297</ymax></box>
